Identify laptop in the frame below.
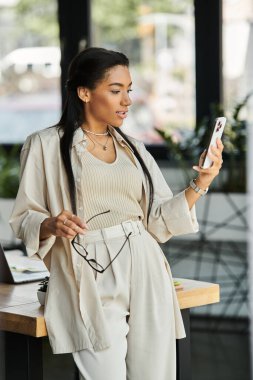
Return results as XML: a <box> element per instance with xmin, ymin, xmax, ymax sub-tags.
<box><xmin>0</xmin><ymin>243</ymin><xmax>49</xmax><ymax>284</ymax></box>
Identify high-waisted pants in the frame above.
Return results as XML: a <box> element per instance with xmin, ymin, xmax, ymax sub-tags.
<box><xmin>72</xmin><ymin>220</ymin><xmax>182</xmax><ymax>380</ymax></box>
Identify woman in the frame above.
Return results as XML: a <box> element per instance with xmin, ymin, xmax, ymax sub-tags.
<box><xmin>10</xmin><ymin>47</ymin><xmax>223</xmax><ymax>380</ymax></box>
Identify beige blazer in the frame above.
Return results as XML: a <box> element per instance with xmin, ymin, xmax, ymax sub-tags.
<box><xmin>10</xmin><ymin>126</ymin><xmax>199</xmax><ymax>354</ymax></box>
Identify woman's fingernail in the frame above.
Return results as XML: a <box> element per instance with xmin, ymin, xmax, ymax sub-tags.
<box><xmin>193</xmin><ymin>166</ymin><xmax>199</xmax><ymax>171</ymax></box>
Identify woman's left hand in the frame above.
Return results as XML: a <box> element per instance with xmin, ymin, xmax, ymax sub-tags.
<box><xmin>192</xmin><ymin>138</ymin><xmax>224</xmax><ymax>189</ymax></box>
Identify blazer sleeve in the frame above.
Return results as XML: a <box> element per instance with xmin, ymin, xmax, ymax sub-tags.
<box><xmin>9</xmin><ymin>134</ymin><xmax>56</xmax><ymax>259</ymax></box>
<box><xmin>139</xmin><ymin>143</ymin><xmax>199</xmax><ymax>243</ymax></box>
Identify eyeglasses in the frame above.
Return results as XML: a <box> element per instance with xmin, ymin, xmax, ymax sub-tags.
<box><xmin>71</xmin><ymin>210</ymin><xmax>132</xmax><ymax>273</ymax></box>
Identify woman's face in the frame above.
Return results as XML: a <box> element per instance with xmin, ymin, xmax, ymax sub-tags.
<box><xmin>78</xmin><ymin>65</ymin><xmax>132</xmax><ymax>129</ymax></box>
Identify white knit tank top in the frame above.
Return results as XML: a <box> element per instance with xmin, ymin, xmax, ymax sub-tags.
<box><xmin>80</xmin><ymin>138</ymin><xmax>144</xmax><ymax>230</ymax></box>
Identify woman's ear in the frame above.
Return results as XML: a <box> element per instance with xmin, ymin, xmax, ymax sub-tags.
<box><xmin>77</xmin><ymin>87</ymin><xmax>90</xmax><ymax>103</ymax></box>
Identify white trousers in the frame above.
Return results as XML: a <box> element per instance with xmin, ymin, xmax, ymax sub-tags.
<box><xmin>72</xmin><ymin>220</ymin><xmax>180</xmax><ymax>380</ymax></box>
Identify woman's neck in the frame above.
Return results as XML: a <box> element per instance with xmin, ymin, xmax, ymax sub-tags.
<box><xmin>81</xmin><ymin>122</ymin><xmax>109</xmax><ymax>136</ymax></box>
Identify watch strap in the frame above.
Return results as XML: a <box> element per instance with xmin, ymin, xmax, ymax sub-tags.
<box><xmin>189</xmin><ymin>179</ymin><xmax>208</xmax><ymax>196</ymax></box>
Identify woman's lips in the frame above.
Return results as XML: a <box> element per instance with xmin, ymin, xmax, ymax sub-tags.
<box><xmin>116</xmin><ymin>111</ymin><xmax>128</xmax><ymax>119</ymax></box>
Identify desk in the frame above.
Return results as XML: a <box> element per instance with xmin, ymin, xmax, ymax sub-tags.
<box><xmin>0</xmin><ymin>278</ymin><xmax>219</xmax><ymax>380</ymax></box>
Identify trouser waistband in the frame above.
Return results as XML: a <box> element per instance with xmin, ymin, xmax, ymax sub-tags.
<box><xmin>79</xmin><ymin>220</ymin><xmax>144</xmax><ymax>244</ymax></box>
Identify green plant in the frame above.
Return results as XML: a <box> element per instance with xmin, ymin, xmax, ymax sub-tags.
<box><xmin>38</xmin><ymin>276</ymin><xmax>49</xmax><ymax>292</ymax></box>
<box><xmin>0</xmin><ymin>145</ymin><xmax>20</xmax><ymax>198</ymax></box>
<box><xmin>156</xmin><ymin>92</ymin><xmax>252</xmax><ymax>192</ymax></box>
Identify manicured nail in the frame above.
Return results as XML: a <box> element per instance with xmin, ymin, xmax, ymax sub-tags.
<box><xmin>192</xmin><ymin>166</ymin><xmax>199</xmax><ymax>171</ymax></box>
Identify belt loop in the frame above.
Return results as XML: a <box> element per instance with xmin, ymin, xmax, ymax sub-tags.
<box><xmin>121</xmin><ymin>220</ymin><xmax>142</xmax><ymax>237</ymax></box>
<box><xmin>101</xmin><ymin>228</ymin><xmax>108</xmax><ymax>243</ymax></box>
<box><xmin>121</xmin><ymin>220</ymin><xmax>131</xmax><ymax>237</ymax></box>
<box><xmin>136</xmin><ymin>220</ymin><xmax>142</xmax><ymax>235</ymax></box>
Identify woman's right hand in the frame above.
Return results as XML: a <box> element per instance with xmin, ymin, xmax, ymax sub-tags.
<box><xmin>40</xmin><ymin>210</ymin><xmax>88</xmax><ymax>240</ymax></box>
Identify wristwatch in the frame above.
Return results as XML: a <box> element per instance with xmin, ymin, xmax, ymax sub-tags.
<box><xmin>189</xmin><ymin>179</ymin><xmax>208</xmax><ymax>196</ymax></box>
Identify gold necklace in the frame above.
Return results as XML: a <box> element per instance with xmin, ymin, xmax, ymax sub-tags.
<box><xmin>86</xmin><ymin>133</ymin><xmax>111</xmax><ymax>151</ymax></box>
<box><xmin>83</xmin><ymin>128</ymin><xmax>109</xmax><ymax>136</ymax></box>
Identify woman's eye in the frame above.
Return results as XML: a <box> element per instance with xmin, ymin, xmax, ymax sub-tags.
<box><xmin>111</xmin><ymin>90</ymin><xmax>120</xmax><ymax>94</ymax></box>
<box><xmin>127</xmin><ymin>89</ymin><xmax>133</xmax><ymax>94</ymax></box>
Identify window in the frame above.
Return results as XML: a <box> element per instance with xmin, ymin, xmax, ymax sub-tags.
<box><xmin>0</xmin><ymin>0</ymin><xmax>60</xmax><ymax>144</ymax></box>
<box><xmin>92</xmin><ymin>0</ymin><xmax>195</xmax><ymax>145</ymax></box>
<box><xmin>223</xmin><ymin>0</ymin><xmax>253</xmax><ymax>111</ymax></box>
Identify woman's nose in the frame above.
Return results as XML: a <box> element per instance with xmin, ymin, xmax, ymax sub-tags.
<box><xmin>121</xmin><ymin>92</ymin><xmax>132</xmax><ymax>106</ymax></box>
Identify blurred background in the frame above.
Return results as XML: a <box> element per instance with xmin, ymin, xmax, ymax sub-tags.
<box><xmin>0</xmin><ymin>0</ymin><xmax>253</xmax><ymax>379</ymax></box>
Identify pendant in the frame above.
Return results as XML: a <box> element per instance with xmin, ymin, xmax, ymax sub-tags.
<box><xmin>103</xmin><ymin>146</ymin><xmax>107</xmax><ymax>151</ymax></box>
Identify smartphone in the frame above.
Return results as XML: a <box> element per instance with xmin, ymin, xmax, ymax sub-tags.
<box><xmin>201</xmin><ymin>116</ymin><xmax>226</xmax><ymax>169</ymax></box>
